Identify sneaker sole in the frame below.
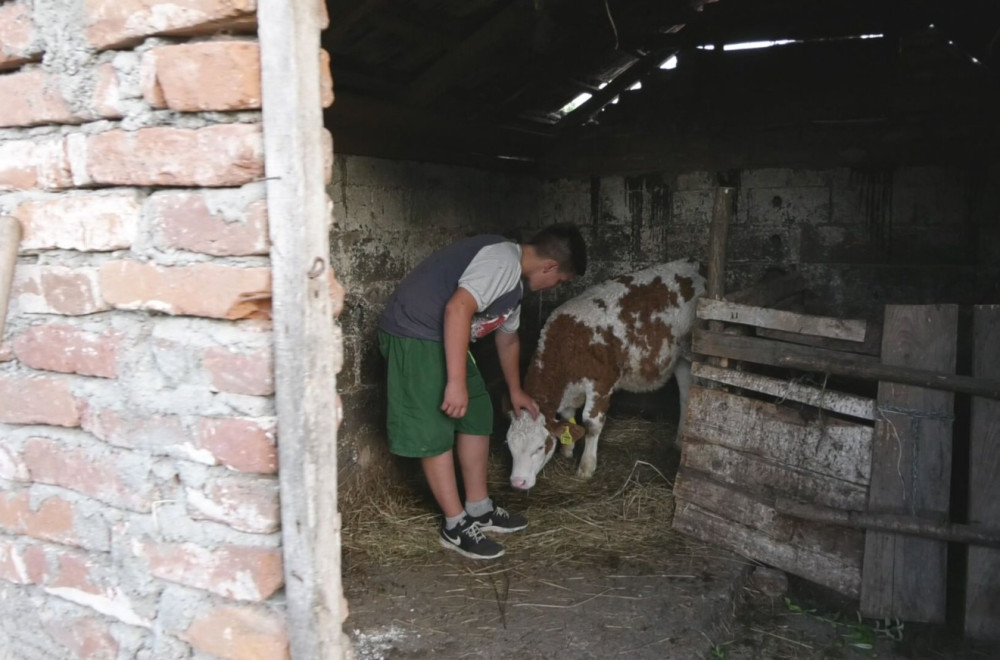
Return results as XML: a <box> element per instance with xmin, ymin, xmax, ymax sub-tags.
<box><xmin>479</xmin><ymin>523</ymin><xmax>527</xmax><ymax>534</ymax></box>
<box><xmin>438</xmin><ymin>537</ymin><xmax>505</xmax><ymax>560</ymax></box>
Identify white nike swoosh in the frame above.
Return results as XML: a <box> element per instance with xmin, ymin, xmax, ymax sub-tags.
<box><xmin>443</xmin><ymin>533</ymin><xmax>461</xmax><ymax>545</ymax></box>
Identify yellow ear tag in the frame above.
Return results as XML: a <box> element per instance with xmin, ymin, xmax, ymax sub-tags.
<box><xmin>559</xmin><ymin>417</ymin><xmax>577</xmax><ymax>445</ymax></box>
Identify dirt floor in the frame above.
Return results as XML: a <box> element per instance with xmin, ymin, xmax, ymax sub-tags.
<box><xmin>340</xmin><ymin>413</ymin><xmax>1000</xmax><ymax>660</ymax></box>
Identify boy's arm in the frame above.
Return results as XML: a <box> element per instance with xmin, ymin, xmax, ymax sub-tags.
<box><xmin>495</xmin><ymin>329</ymin><xmax>540</xmax><ymax>419</ymax></box>
<box><xmin>441</xmin><ymin>287</ymin><xmax>478</xmax><ymax>419</ymax></box>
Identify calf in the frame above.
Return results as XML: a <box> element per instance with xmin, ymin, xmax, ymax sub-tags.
<box><xmin>507</xmin><ymin>259</ymin><xmax>705</xmax><ymax>490</ymax></box>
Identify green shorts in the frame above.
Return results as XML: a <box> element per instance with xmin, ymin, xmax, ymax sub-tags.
<box><xmin>378</xmin><ymin>331</ymin><xmax>494</xmax><ymax>458</ymax></box>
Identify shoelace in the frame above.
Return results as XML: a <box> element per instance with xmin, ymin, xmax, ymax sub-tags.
<box><xmin>461</xmin><ymin>521</ymin><xmax>487</xmax><ymax>542</ymax></box>
<box><xmin>492</xmin><ymin>506</ymin><xmax>510</xmax><ymax>520</ymax></box>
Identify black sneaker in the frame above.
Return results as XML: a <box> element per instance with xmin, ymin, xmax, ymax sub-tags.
<box><xmin>439</xmin><ymin>518</ymin><xmax>505</xmax><ymax>559</ymax></box>
<box><xmin>468</xmin><ymin>505</ymin><xmax>527</xmax><ymax>534</ymax></box>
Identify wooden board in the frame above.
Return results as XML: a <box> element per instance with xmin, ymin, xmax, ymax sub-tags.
<box><xmin>691</xmin><ymin>361</ymin><xmax>876</xmax><ymax>420</ymax></box>
<box><xmin>966</xmin><ymin>305</ymin><xmax>1000</xmax><ymax>640</ymax></box>
<box><xmin>693</xmin><ymin>328</ymin><xmax>1000</xmax><ymax>400</ymax></box>
<box><xmin>698</xmin><ymin>298</ymin><xmax>868</xmax><ymax>342</ymax></box>
<box><xmin>684</xmin><ymin>386</ymin><xmax>872</xmax><ymax>489</ymax></box>
<box><xmin>861</xmin><ymin>305</ymin><xmax>957</xmax><ymax>623</ymax></box>
<box><xmin>673</xmin><ymin>472</ymin><xmax>864</xmax><ymax>597</ymax></box>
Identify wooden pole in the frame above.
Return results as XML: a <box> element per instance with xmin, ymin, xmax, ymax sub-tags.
<box><xmin>0</xmin><ymin>215</ymin><xmax>22</xmax><ymax>341</ymax></box>
<box><xmin>776</xmin><ymin>497</ymin><xmax>1000</xmax><ymax>549</ymax></box>
<box><xmin>706</xmin><ymin>186</ymin><xmax>735</xmax><ymax>301</ymax></box>
<box><xmin>258</xmin><ymin>0</ymin><xmax>347</xmax><ymax>657</ymax></box>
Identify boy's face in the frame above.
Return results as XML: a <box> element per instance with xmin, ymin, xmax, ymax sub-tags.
<box><xmin>527</xmin><ymin>260</ymin><xmax>573</xmax><ymax>291</ymax></box>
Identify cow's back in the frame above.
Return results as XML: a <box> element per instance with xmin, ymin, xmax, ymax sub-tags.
<box><xmin>530</xmin><ymin>260</ymin><xmax>704</xmax><ymax>397</ymax></box>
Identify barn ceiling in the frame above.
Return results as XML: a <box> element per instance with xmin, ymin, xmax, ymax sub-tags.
<box><xmin>322</xmin><ymin>0</ymin><xmax>1000</xmax><ymax>175</ymax></box>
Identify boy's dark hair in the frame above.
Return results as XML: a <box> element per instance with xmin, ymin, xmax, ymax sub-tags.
<box><xmin>528</xmin><ymin>223</ymin><xmax>587</xmax><ymax>276</ymax></box>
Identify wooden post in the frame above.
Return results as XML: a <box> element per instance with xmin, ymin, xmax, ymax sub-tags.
<box><xmin>966</xmin><ymin>305</ymin><xmax>1000</xmax><ymax>640</ymax></box>
<box><xmin>861</xmin><ymin>305</ymin><xmax>957</xmax><ymax>624</ymax></box>
<box><xmin>0</xmin><ymin>215</ymin><xmax>21</xmax><ymax>341</ymax></box>
<box><xmin>706</xmin><ymin>186</ymin><xmax>735</xmax><ymax>302</ymax></box>
<box><xmin>258</xmin><ymin>0</ymin><xmax>348</xmax><ymax>657</ymax></box>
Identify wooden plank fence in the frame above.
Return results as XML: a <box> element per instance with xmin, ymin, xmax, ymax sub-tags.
<box><xmin>672</xmin><ymin>297</ymin><xmax>1000</xmax><ymax>638</ymax></box>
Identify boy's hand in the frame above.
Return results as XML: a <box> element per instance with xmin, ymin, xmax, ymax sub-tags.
<box><xmin>509</xmin><ymin>389</ymin><xmax>540</xmax><ymax>420</ymax></box>
<box><xmin>441</xmin><ymin>380</ymin><xmax>469</xmax><ymax>418</ymax></box>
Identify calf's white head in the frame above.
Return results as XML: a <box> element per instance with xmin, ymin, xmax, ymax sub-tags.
<box><xmin>506</xmin><ymin>410</ymin><xmax>585</xmax><ymax>490</ymax></box>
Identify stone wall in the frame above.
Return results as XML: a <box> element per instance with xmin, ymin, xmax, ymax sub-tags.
<box><xmin>0</xmin><ymin>1</ymin><xmax>333</xmax><ymax>658</ymax></box>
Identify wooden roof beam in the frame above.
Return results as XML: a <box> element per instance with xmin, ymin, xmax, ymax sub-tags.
<box><xmin>406</xmin><ymin>0</ymin><xmax>531</xmax><ymax>107</ymax></box>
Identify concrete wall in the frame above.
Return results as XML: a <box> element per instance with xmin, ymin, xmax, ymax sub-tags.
<box><xmin>331</xmin><ymin>155</ymin><xmax>998</xmax><ymax>479</ymax></box>
<box><xmin>0</xmin><ymin>2</ymin><xmax>334</xmax><ymax>658</ymax></box>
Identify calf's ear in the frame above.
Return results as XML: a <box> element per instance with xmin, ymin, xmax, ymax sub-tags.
<box><xmin>568</xmin><ymin>422</ymin><xmax>586</xmax><ymax>443</ymax></box>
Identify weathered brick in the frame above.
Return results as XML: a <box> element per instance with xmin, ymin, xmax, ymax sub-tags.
<box><xmin>45</xmin><ymin>549</ymin><xmax>151</xmax><ymax>627</ymax></box>
<box><xmin>186</xmin><ymin>475</ymin><xmax>280</xmax><ymax>534</ymax></box>
<box><xmin>84</xmin><ymin>0</ymin><xmax>258</xmax><ymax>51</ymax></box>
<box><xmin>147</xmin><ymin>190</ymin><xmax>269</xmax><ymax>256</ymax></box>
<box><xmin>99</xmin><ymin>260</ymin><xmax>271</xmax><ymax>319</ymax></box>
<box><xmin>12</xmin><ymin>324</ymin><xmax>121</xmax><ymax>378</ymax></box>
<box><xmin>320</xmin><ymin>49</ymin><xmax>334</xmax><ymax>108</ymax></box>
<box><xmin>0</xmin><ymin>2</ymin><xmax>40</xmax><ymax>70</ymax></box>
<box><xmin>0</xmin><ymin>539</ymin><xmax>32</xmax><ymax>584</ymax></box>
<box><xmin>23</xmin><ymin>437</ymin><xmax>154</xmax><ymax>512</ymax></box>
<box><xmin>91</xmin><ymin>62</ymin><xmax>124</xmax><ymax>119</ymax></box>
<box><xmin>81</xmin><ymin>408</ymin><xmax>197</xmax><ymax>459</ymax></box>
<box><xmin>198</xmin><ymin>417</ymin><xmax>277</xmax><ymax>473</ymax></box>
<box><xmin>0</xmin><ymin>492</ymin><xmax>76</xmax><ymax>546</ymax></box>
<box><xmin>15</xmin><ymin>193</ymin><xmax>140</xmax><ymax>252</ymax></box>
<box><xmin>0</xmin><ymin>375</ymin><xmax>80</xmax><ymax>426</ymax></box>
<box><xmin>84</xmin><ymin>124</ymin><xmax>264</xmax><ymax>187</ymax></box>
<box><xmin>134</xmin><ymin>539</ymin><xmax>283</xmax><ymax>601</ymax></box>
<box><xmin>0</xmin><ymin>341</ymin><xmax>13</xmax><ymax>362</ymax></box>
<box><xmin>0</xmin><ymin>444</ymin><xmax>30</xmax><ymax>481</ymax></box>
<box><xmin>185</xmin><ymin>605</ymin><xmax>288</xmax><ymax>660</ymax></box>
<box><xmin>203</xmin><ymin>346</ymin><xmax>274</xmax><ymax>396</ymax></box>
<box><xmin>143</xmin><ymin>41</ymin><xmax>261</xmax><ymax>112</ymax></box>
<box><xmin>13</xmin><ymin>265</ymin><xmax>109</xmax><ymax>315</ymax></box>
<box><xmin>0</xmin><ymin>138</ymin><xmax>73</xmax><ymax>191</ymax></box>
<box><xmin>322</xmin><ymin>128</ymin><xmax>333</xmax><ymax>184</ymax></box>
<box><xmin>0</xmin><ymin>70</ymin><xmax>76</xmax><ymax>128</ymax></box>
<box><xmin>44</xmin><ymin>616</ymin><xmax>119</xmax><ymax>660</ymax></box>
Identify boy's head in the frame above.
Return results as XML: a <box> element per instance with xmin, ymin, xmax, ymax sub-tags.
<box><xmin>523</xmin><ymin>223</ymin><xmax>587</xmax><ymax>291</ymax></box>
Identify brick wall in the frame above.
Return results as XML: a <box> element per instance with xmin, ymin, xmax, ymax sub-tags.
<box><xmin>0</xmin><ymin>1</ymin><xmax>334</xmax><ymax>657</ymax></box>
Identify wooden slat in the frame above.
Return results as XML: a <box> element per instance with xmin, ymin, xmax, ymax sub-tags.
<box><xmin>681</xmin><ymin>387</ymin><xmax>872</xmax><ymax>512</ymax></box>
<box><xmin>673</xmin><ymin>473</ymin><xmax>863</xmax><ymax>597</ymax></box>
<box><xmin>698</xmin><ymin>298</ymin><xmax>868</xmax><ymax>342</ymax></box>
<box><xmin>966</xmin><ymin>305</ymin><xmax>1000</xmax><ymax>640</ymax></box>
<box><xmin>777</xmin><ymin>498</ymin><xmax>1000</xmax><ymax>548</ymax></box>
<box><xmin>861</xmin><ymin>305</ymin><xmax>957</xmax><ymax>623</ymax></box>
<box><xmin>692</xmin><ymin>328</ymin><xmax>1000</xmax><ymax>400</ymax></box>
<box><xmin>756</xmin><ymin>324</ymin><xmax>881</xmax><ymax>357</ymax></box>
<box><xmin>690</xmin><ymin>361</ymin><xmax>876</xmax><ymax>420</ymax></box>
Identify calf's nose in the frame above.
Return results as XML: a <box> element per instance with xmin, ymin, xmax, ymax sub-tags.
<box><xmin>510</xmin><ymin>477</ymin><xmax>529</xmax><ymax>491</ymax></box>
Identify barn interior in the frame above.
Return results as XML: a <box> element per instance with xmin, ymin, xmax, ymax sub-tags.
<box><xmin>323</xmin><ymin>1</ymin><xmax>1000</xmax><ymax>656</ymax></box>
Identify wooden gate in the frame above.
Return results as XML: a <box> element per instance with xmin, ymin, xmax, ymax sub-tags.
<box><xmin>672</xmin><ymin>298</ymin><xmax>1000</xmax><ymax>638</ymax></box>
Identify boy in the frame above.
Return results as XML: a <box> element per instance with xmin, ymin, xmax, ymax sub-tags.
<box><xmin>377</xmin><ymin>224</ymin><xmax>587</xmax><ymax>559</ymax></box>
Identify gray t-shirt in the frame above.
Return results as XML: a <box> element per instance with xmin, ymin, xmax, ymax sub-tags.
<box><xmin>378</xmin><ymin>235</ymin><xmax>523</xmax><ymax>342</ymax></box>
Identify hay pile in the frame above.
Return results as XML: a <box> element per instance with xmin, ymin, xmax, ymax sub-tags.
<box><xmin>341</xmin><ymin>416</ymin><xmax>689</xmax><ymax>573</ymax></box>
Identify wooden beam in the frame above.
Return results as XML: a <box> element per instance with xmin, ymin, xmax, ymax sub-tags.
<box><xmin>697</xmin><ymin>298</ymin><xmax>868</xmax><ymax>342</ymax></box>
<box><xmin>690</xmin><ymin>361</ymin><xmax>876</xmax><ymax>420</ymax></box>
<box><xmin>776</xmin><ymin>498</ymin><xmax>1000</xmax><ymax>549</ymax></box>
<box><xmin>258</xmin><ymin>0</ymin><xmax>346</xmax><ymax>656</ymax></box>
<box><xmin>861</xmin><ymin>305</ymin><xmax>957</xmax><ymax>623</ymax></box>
<box><xmin>0</xmin><ymin>215</ymin><xmax>21</xmax><ymax>342</ymax></box>
<box><xmin>556</xmin><ymin>51</ymin><xmax>671</xmax><ymax>131</ymax></box>
<box><xmin>692</xmin><ymin>328</ymin><xmax>1000</xmax><ymax>400</ymax></box>
<box><xmin>966</xmin><ymin>305</ymin><xmax>1000</xmax><ymax>640</ymax></box>
<box><xmin>406</xmin><ymin>0</ymin><xmax>530</xmax><ymax>107</ymax></box>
